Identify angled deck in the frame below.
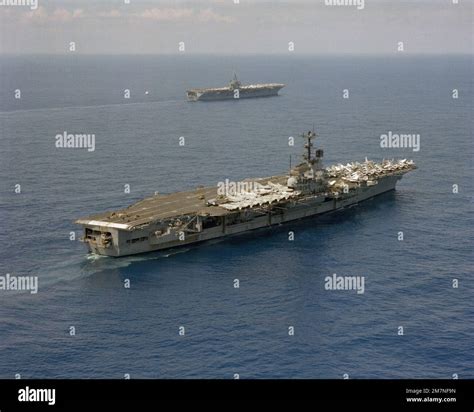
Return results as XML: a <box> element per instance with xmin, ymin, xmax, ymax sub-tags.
<box><xmin>75</xmin><ymin>175</ymin><xmax>288</xmax><ymax>230</ymax></box>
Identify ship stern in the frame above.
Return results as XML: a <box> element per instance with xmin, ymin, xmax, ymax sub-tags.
<box><xmin>75</xmin><ymin>220</ymin><xmax>128</xmax><ymax>257</ymax></box>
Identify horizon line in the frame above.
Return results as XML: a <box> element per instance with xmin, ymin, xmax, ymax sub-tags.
<box><xmin>1</xmin><ymin>52</ymin><xmax>472</xmax><ymax>57</ymax></box>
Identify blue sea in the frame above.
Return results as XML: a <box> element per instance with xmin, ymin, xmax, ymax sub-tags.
<box><xmin>0</xmin><ymin>55</ymin><xmax>472</xmax><ymax>378</ymax></box>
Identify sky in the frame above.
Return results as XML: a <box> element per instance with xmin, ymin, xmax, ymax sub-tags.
<box><xmin>0</xmin><ymin>0</ymin><xmax>472</xmax><ymax>55</ymax></box>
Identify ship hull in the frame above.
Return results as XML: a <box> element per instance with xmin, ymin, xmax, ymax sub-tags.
<box><xmin>82</xmin><ymin>174</ymin><xmax>402</xmax><ymax>257</ymax></box>
<box><xmin>187</xmin><ymin>85</ymin><xmax>284</xmax><ymax>101</ymax></box>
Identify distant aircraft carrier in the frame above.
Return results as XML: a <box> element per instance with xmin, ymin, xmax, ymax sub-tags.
<box><xmin>75</xmin><ymin>129</ymin><xmax>416</xmax><ymax>257</ymax></box>
<box><xmin>186</xmin><ymin>73</ymin><xmax>285</xmax><ymax>101</ymax></box>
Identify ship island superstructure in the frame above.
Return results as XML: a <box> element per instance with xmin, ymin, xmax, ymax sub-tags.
<box><xmin>76</xmin><ymin>131</ymin><xmax>416</xmax><ymax>257</ymax></box>
<box><xmin>186</xmin><ymin>73</ymin><xmax>285</xmax><ymax>101</ymax></box>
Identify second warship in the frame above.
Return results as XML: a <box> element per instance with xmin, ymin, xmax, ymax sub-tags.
<box><xmin>187</xmin><ymin>74</ymin><xmax>285</xmax><ymax>101</ymax></box>
<box><xmin>75</xmin><ymin>130</ymin><xmax>416</xmax><ymax>257</ymax></box>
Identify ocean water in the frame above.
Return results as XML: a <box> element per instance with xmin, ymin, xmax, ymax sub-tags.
<box><xmin>0</xmin><ymin>55</ymin><xmax>472</xmax><ymax>378</ymax></box>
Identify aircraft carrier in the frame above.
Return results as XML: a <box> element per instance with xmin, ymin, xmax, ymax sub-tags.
<box><xmin>75</xmin><ymin>130</ymin><xmax>416</xmax><ymax>257</ymax></box>
<box><xmin>186</xmin><ymin>74</ymin><xmax>285</xmax><ymax>101</ymax></box>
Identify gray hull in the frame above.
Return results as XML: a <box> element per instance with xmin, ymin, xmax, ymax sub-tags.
<box><xmin>84</xmin><ymin>174</ymin><xmax>401</xmax><ymax>257</ymax></box>
<box><xmin>187</xmin><ymin>85</ymin><xmax>284</xmax><ymax>101</ymax></box>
